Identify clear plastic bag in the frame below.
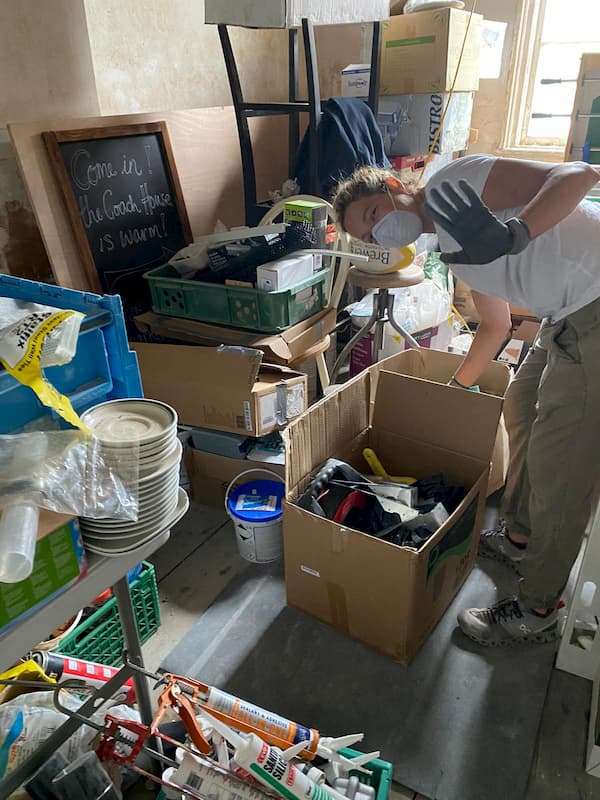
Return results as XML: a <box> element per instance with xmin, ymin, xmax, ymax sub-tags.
<box><xmin>0</xmin><ymin>431</ymin><xmax>139</xmax><ymax>521</ymax></box>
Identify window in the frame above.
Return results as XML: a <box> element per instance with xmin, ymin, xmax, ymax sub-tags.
<box><xmin>503</xmin><ymin>0</ymin><xmax>600</xmax><ymax>157</ymax></box>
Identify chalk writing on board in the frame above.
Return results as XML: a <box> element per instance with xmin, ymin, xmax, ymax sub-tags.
<box><xmin>56</xmin><ymin>132</ymin><xmax>189</xmax><ymax>280</ymax></box>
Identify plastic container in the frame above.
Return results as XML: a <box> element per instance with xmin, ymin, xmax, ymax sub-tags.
<box><xmin>0</xmin><ymin>503</ymin><xmax>40</xmax><ymax>583</ymax></box>
<box><xmin>0</xmin><ymin>274</ymin><xmax>142</xmax><ymax>434</ymax></box>
<box><xmin>56</xmin><ymin>561</ymin><xmax>160</xmax><ymax>666</ymax></box>
<box><xmin>225</xmin><ymin>470</ymin><xmax>285</xmax><ymax>563</ymax></box>
<box><xmin>339</xmin><ymin>748</ymin><xmax>393</xmax><ymax>800</ymax></box>
<box><xmin>144</xmin><ymin>264</ymin><xmax>329</xmax><ymax>332</ymax></box>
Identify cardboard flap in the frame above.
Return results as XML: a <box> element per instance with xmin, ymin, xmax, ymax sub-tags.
<box><xmin>372</xmin><ymin>370</ymin><xmax>503</xmax><ymax>463</ymax></box>
<box><xmin>377</xmin><ymin>349</ymin><xmax>511</xmax><ymax>398</ymax></box>
<box><xmin>285</xmin><ymin>371</ymin><xmax>371</xmax><ymax>492</ymax></box>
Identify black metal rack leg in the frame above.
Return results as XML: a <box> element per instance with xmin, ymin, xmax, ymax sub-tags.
<box><xmin>218</xmin><ymin>24</ymin><xmax>257</xmax><ymax>225</ymax></box>
<box><xmin>368</xmin><ymin>21</ymin><xmax>382</xmax><ymax>115</ymax></box>
<box><xmin>302</xmin><ymin>18</ymin><xmax>322</xmax><ymax>196</ymax></box>
<box><xmin>289</xmin><ymin>28</ymin><xmax>300</xmax><ymax>174</ymax></box>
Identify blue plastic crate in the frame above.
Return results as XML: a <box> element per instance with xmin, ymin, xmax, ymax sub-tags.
<box><xmin>0</xmin><ymin>274</ymin><xmax>142</xmax><ymax>433</ymax></box>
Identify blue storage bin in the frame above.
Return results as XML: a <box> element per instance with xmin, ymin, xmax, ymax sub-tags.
<box><xmin>0</xmin><ymin>274</ymin><xmax>142</xmax><ymax>433</ymax></box>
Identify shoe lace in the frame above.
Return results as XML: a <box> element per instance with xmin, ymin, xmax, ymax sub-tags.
<box><xmin>483</xmin><ymin>597</ymin><xmax>523</xmax><ymax>626</ymax></box>
<box><xmin>481</xmin><ymin>518</ymin><xmax>508</xmax><ymax>538</ymax></box>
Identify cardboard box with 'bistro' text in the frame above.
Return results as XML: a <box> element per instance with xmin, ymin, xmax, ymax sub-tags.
<box><xmin>380</xmin><ymin>8</ymin><xmax>482</xmax><ymax>95</ymax></box>
<box><xmin>133</xmin><ymin>344</ymin><xmax>307</xmax><ymax>437</ymax></box>
<box><xmin>283</xmin><ymin>349</ymin><xmax>507</xmax><ymax>663</ymax></box>
<box><xmin>378</xmin><ymin>91</ymin><xmax>474</xmax><ymax>156</ymax></box>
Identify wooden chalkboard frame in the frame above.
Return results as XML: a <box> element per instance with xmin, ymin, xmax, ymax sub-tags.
<box><xmin>42</xmin><ymin>121</ymin><xmax>193</xmax><ymax>294</ymax></box>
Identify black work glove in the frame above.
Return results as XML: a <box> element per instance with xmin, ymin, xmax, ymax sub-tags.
<box><xmin>425</xmin><ymin>179</ymin><xmax>531</xmax><ymax>265</ymax></box>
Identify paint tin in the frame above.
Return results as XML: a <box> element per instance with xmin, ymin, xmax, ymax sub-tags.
<box><xmin>225</xmin><ymin>470</ymin><xmax>285</xmax><ymax>564</ymax></box>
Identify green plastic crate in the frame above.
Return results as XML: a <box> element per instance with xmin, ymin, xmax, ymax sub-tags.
<box><xmin>340</xmin><ymin>748</ymin><xmax>393</xmax><ymax>800</ymax></box>
<box><xmin>144</xmin><ymin>264</ymin><xmax>329</xmax><ymax>333</ymax></box>
<box><xmin>56</xmin><ymin>562</ymin><xmax>160</xmax><ymax>667</ymax></box>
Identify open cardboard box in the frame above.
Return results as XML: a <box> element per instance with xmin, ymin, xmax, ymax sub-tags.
<box><xmin>133</xmin><ymin>343</ymin><xmax>307</xmax><ymax>437</ymax></box>
<box><xmin>374</xmin><ymin>349</ymin><xmax>512</xmax><ymax>496</ymax></box>
<box><xmin>283</xmin><ymin>350</ymin><xmax>507</xmax><ymax>663</ymax></box>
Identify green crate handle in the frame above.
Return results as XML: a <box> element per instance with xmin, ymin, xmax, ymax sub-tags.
<box><xmin>340</xmin><ymin>748</ymin><xmax>393</xmax><ymax>800</ymax></box>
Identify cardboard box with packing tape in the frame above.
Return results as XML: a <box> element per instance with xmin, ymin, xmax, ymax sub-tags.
<box><xmin>133</xmin><ymin>344</ymin><xmax>307</xmax><ymax>437</ymax></box>
<box><xmin>283</xmin><ymin>349</ymin><xmax>509</xmax><ymax>663</ymax></box>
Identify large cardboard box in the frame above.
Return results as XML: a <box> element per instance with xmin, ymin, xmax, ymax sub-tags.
<box><xmin>205</xmin><ymin>0</ymin><xmax>389</xmax><ymax>28</ymax></box>
<box><xmin>378</xmin><ymin>92</ymin><xmax>474</xmax><ymax>155</ymax></box>
<box><xmin>283</xmin><ymin>349</ymin><xmax>506</xmax><ymax>663</ymax></box>
<box><xmin>380</xmin><ymin>9</ymin><xmax>482</xmax><ymax>95</ymax></box>
<box><xmin>185</xmin><ymin>445</ymin><xmax>285</xmax><ymax>508</ymax></box>
<box><xmin>133</xmin><ymin>344</ymin><xmax>307</xmax><ymax>437</ymax></box>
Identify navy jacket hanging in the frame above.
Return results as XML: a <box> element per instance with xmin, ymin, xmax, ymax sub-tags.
<box><xmin>294</xmin><ymin>97</ymin><xmax>390</xmax><ymax>198</ymax></box>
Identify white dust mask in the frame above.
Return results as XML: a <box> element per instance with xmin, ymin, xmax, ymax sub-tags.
<box><xmin>372</xmin><ymin>191</ymin><xmax>423</xmax><ymax>248</ymax></box>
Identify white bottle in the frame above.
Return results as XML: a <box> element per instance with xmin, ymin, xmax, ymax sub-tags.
<box><xmin>172</xmin><ymin>752</ymin><xmax>269</xmax><ymax>800</ymax></box>
<box><xmin>199</xmin><ymin>709</ymin><xmax>349</xmax><ymax>800</ymax></box>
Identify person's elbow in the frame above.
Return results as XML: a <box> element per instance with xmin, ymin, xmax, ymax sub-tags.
<box><xmin>478</xmin><ymin>316</ymin><xmax>512</xmax><ymax>344</ymax></box>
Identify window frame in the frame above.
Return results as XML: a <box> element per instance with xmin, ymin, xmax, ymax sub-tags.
<box><xmin>502</xmin><ymin>0</ymin><xmax>566</xmax><ymax>162</ymax></box>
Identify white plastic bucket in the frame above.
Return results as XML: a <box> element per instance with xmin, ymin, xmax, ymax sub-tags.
<box><xmin>225</xmin><ymin>469</ymin><xmax>285</xmax><ymax>564</ymax></box>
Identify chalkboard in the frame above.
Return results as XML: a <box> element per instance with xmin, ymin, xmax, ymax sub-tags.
<box><xmin>43</xmin><ymin>122</ymin><xmax>192</xmax><ymax>325</ymax></box>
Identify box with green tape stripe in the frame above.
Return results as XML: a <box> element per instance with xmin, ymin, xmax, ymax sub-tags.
<box><xmin>381</xmin><ymin>8</ymin><xmax>482</xmax><ymax>94</ymax></box>
<box><xmin>284</xmin><ymin>349</ymin><xmax>509</xmax><ymax>664</ymax></box>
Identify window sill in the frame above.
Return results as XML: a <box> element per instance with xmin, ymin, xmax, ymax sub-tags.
<box><xmin>497</xmin><ymin>144</ymin><xmax>565</xmax><ymax>163</ymax></box>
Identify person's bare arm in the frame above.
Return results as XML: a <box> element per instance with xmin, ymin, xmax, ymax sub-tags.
<box><xmin>482</xmin><ymin>158</ymin><xmax>600</xmax><ymax>237</ymax></box>
<box><xmin>453</xmin><ymin>291</ymin><xmax>511</xmax><ymax>388</ymax></box>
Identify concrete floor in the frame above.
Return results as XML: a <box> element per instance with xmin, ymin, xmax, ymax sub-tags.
<box><xmin>132</xmin><ymin>501</ymin><xmax>600</xmax><ymax>800</ymax></box>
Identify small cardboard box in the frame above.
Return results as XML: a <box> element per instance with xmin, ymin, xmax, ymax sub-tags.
<box><xmin>257</xmin><ymin>254</ymin><xmax>314</xmax><ymax>293</ymax></box>
<box><xmin>284</xmin><ymin>349</ymin><xmax>506</xmax><ymax>663</ymax></box>
<box><xmin>380</xmin><ymin>9</ymin><xmax>482</xmax><ymax>94</ymax></box>
<box><xmin>205</xmin><ymin>0</ymin><xmax>389</xmax><ymax>28</ymax></box>
<box><xmin>497</xmin><ymin>320</ymin><xmax>540</xmax><ymax>370</ymax></box>
<box><xmin>378</xmin><ymin>92</ymin><xmax>474</xmax><ymax>155</ymax></box>
<box><xmin>0</xmin><ymin>517</ymin><xmax>86</xmax><ymax>634</ymax></box>
<box><xmin>341</xmin><ymin>64</ymin><xmax>371</xmax><ymax>97</ymax></box>
<box><xmin>185</xmin><ymin>445</ymin><xmax>285</xmax><ymax>508</ymax></box>
<box><xmin>133</xmin><ymin>344</ymin><xmax>307</xmax><ymax>437</ymax></box>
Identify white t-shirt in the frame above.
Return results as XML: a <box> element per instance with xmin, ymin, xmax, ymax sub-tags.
<box><xmin>425</xmin><ymin>154</ymin><xmax>600</xmax><ymax>321</ymax></box>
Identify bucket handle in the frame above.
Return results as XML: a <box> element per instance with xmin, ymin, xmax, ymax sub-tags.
<box><xmin>224</xmin><ymin>469</ymin><xmax>285</xmax><ymax>515</ymax></box>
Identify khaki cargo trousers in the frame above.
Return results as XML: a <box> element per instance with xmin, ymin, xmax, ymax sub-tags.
<box><xmin>501</xmin><ymin>296</ymin><xmax>600</xmax><ymax>608</ymax></box>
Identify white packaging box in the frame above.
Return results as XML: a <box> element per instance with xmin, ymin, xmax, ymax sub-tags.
<box><xmin>341</xmin><ymin>64</ymin><xmax>371</xmax><ymax>98</ymax></box>
<box><xmin>378</xmin><ymin>92</ymin><xmax>474</xmax><ymax>156</ymax></box>
<box><xmin>256</xmin><ymin>254</ymin><xmax>314</xmax><ymax>292</ymax></box>
<box><xmin>205</xmin><ymin>0</ymin><xmax>390</xmax><ymax>28</ymax></box>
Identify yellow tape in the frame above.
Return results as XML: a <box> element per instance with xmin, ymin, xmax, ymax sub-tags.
<box><xmin>0</xmin><ymin>310</ymin><xmax>91</xmax><ymax>433</ymax></box>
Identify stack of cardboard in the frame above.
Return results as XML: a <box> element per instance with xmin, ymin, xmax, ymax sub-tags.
<box><xmin>342</xmin><ymin>8</ymin><xmax>482</xmax><ymax>157</ymax></box>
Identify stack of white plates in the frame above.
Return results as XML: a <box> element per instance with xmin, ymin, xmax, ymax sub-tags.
<box><xmin>79</xmin><ymin>399</ymin><xmax>189</xmax><ymax>555</ymax></box>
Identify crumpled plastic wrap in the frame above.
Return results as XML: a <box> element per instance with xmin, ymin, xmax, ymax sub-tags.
<box><xmin>0</xmin><ymin>431</ymin><xmax>139</xmax><ymax>521</ymax></box>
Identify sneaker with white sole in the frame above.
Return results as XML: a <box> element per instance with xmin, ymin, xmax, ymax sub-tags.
<box><xmin>478</xmin><ymin>519</ymin><xmax>526</xmax><ymax>570</ymax></box>
<box><xmin>457</xmin><ymin>596</ymin><xmax>558</xmax><ymax>647</ymax></box>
